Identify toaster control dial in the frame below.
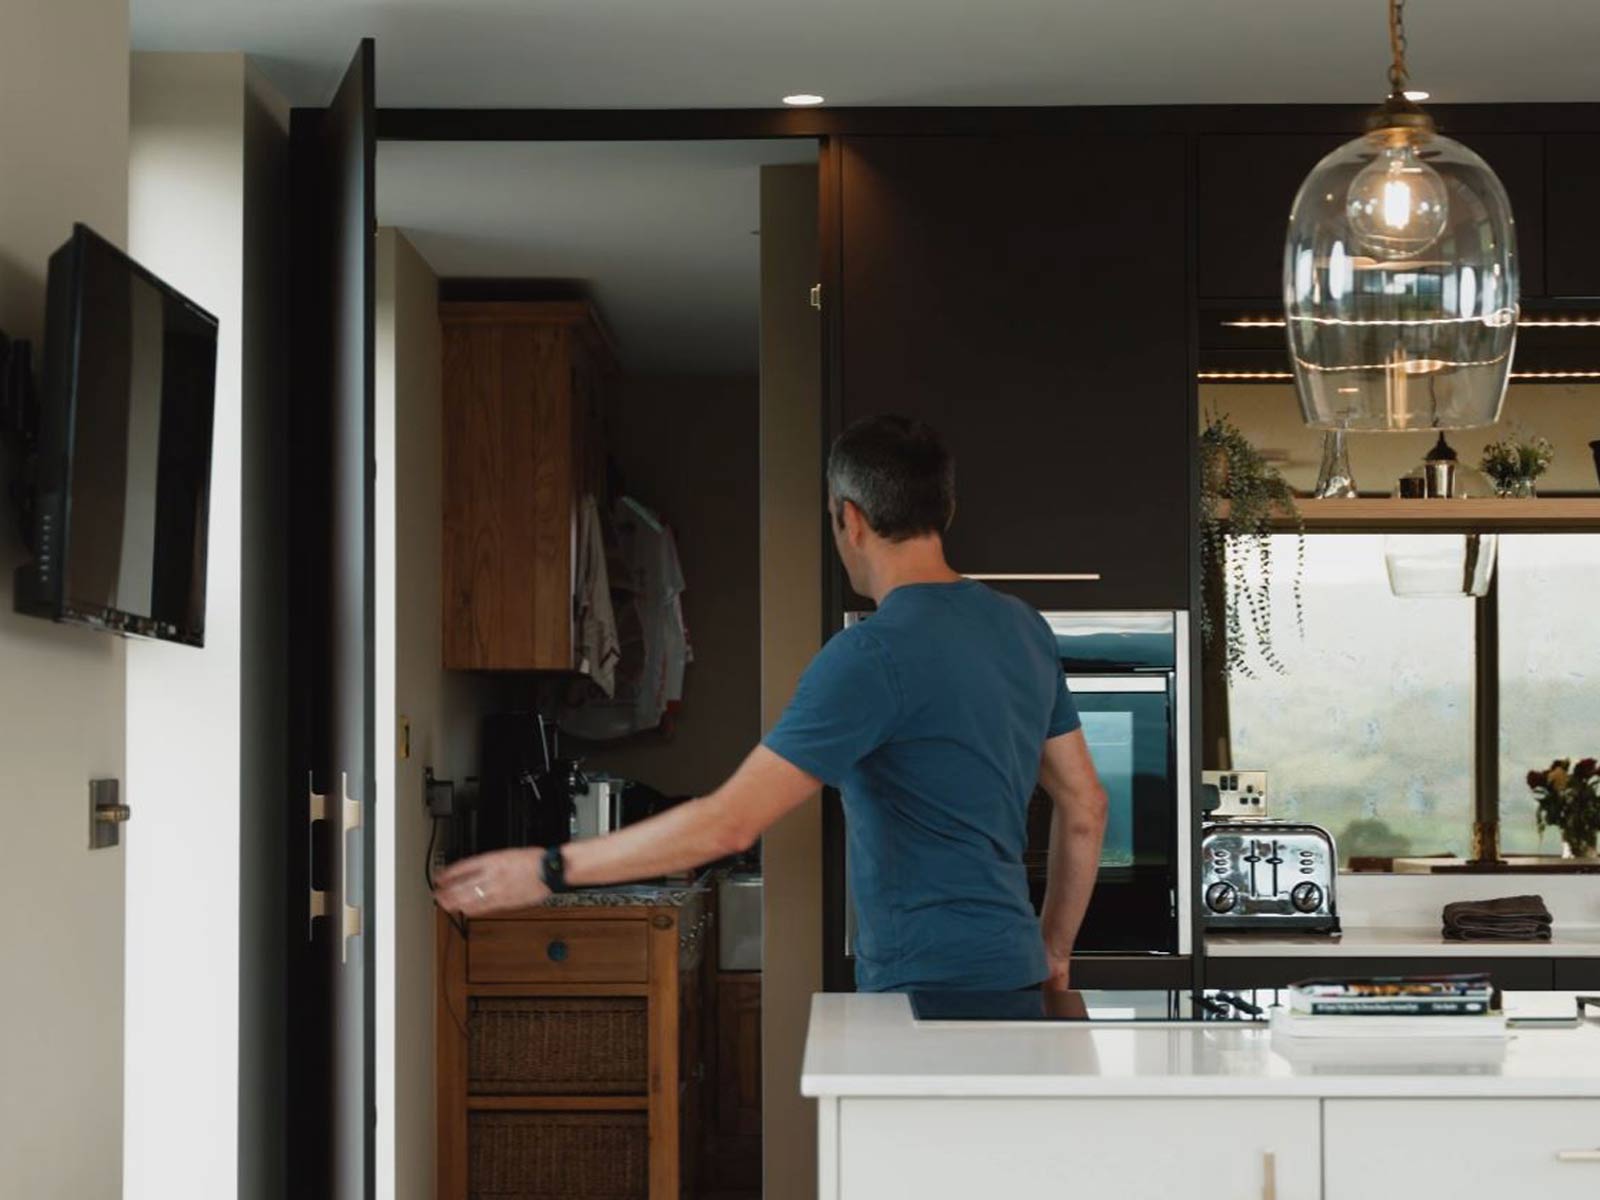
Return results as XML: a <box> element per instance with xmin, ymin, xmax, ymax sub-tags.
<box><xmin>1204</xmin><ymin>882</ymin><xmax>1239</xmax><ymax>914</ymax></box>
<box><xmin>1290</xmin><ymin>881</ymin><xmax>1325</xmax><ymax>913</ymax></box>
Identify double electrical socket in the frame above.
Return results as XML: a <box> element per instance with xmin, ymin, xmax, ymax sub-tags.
<box><xmin>1202</xmin><ymin>769</ymin><xmax>1269</xmax><ymax>819</ymax></box>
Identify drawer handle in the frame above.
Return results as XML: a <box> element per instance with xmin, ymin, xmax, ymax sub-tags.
<box><xmin>964</xmin><ymin>573</ymin><xmax>1102</xmax><ymax>582</ymax></box>
<box><xmin>546</xmin><ymin>938</ymin><xmax>569</xmax><ymax>963</ymax></box>
<box><xmin>1556</xmin><ymin>1149</ymin><xmax>1600</xmax><ymax>1163</ymax></box>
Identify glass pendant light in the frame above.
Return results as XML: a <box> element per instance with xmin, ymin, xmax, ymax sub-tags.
<box><xmin>1284</xmin><ymin>0</ymin><xmax>1518</xmax><ymax>431</ymax></box>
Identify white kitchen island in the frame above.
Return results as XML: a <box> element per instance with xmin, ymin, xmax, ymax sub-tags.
<box><xmin>801</xmin><ymin>992</ymin><xmax>1600</xmax><ymax>1200</ymax></box>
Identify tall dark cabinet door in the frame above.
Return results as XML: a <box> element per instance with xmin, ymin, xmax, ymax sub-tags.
<box><xmin>287</xmin><ymin>39</ymin><xmax>375</xmax><ymax>1200</ymax></box>
<box><xmin>836</xmin><ymin>135</ymin><xmax>1191</xmax><ymax>611</ymax></box>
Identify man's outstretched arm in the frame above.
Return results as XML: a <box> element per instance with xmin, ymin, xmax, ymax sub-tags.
<box><xmin>1037</xmin><ymin>728</ymin><xmax>1109</xmax><ymax>991</ymax></box>
<box><xmin>433</xmin><ymin>745</ymin><xmax>819</xmax><ymax>917</ymax></box>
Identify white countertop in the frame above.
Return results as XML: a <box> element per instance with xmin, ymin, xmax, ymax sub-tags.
<box><xmin>1205</xmin><ymin>924</ymin><xmax>1600</xmax><ymax>958</ymax></box>
<box><xmin>800</xmin><ymin>992</ymin><xmax>1600</xmax><ymax>1100</ymax></box>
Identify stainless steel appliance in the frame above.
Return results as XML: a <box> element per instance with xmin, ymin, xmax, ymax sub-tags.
<box><xmin>1200</xmin><ymin>820</ymin><xmax>1340</xmax><ymax>932</ymax></box>
<box><xmin>824</xmin><ymin>610</ymin><xmax>1192</xmax><ymax>990</ymax></box>
<box><xmin>573</xmin><ymin>775</ymin><xmax>624</xmax><ymax>840</ymax></box>
<box><xmin>718</xmin><ymin>872</ymin><xmax>763</xmax><ymax>971</ymax></box>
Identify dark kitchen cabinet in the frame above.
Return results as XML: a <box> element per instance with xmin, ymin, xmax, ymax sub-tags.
<box><xmin>1195</xmin><ymin>131</ymin><xmax>1544</xmax><ymax>301</ymax></box>
<box><xmin>1458</xmin><ymin>133</ymin><xmax>1546</xmax><ymax>298</ymax></box>
<box><xmin>1554</xmin><ymin>958</ymin><xmax>1600</xmax><ymax>991</ymax></box>
<box><xmin>835</xmin><ymin>135</ymin><xmax>1191</xmax><ymax>611</ymax></box>
<box><xmin>1196</xmin><ymin>133</ymin><xmax>1347</xmax><ymax>302</ymax></box>
<box><xmin>1545</xmin><ymin>133</ymin><xmax>1600</xmax><ymax>298</ymax></box>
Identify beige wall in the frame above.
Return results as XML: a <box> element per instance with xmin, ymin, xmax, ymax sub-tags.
<box><xmin>1205</xmin><ymin>382</ymin><xmax>1600</xmax><ymax>495</ymax></box>
<box><xmin>124</xmin><ymin>52</ymin><xmax>291</xmax><ymax>1200</ymax></box>
<box><xmin>759</xmin><ymin>161</ymin><xmax>822</xmax><ymax>1200</ymax></box>
<box><xmin>0</xmin><ymin>3</ymin><xmax>129</xmax><ymax>1197</ymax></box>
<box><xmin>376</xmin><ymin>228</ymin><xmax>493</xmax><ymax>1200</ymax></box>
<box><xmin>575</xmin><ymin>373</ymin><xmax>761</xmax><ymax>796</ymax></box>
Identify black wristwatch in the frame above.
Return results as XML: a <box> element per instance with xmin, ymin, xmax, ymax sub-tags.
<box><xmin>539</xmin><ymin>844</ymin><xmax>571</xmax><ymax>894</ymax></box>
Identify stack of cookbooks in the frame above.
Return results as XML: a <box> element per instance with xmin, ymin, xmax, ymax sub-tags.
<box><xmin>1270</xmin><ymin>973</ymin><xmax>1507</xmax><ymax>1039</ymax></box>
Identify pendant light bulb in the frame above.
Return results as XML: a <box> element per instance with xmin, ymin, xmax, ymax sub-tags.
<box><xmin>1345</xmin><ymin>138</ymin><xmax>1450</xmax><ymax>259</ymax></box>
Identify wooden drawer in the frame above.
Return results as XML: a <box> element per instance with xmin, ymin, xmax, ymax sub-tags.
<box><xmin>1325</xmin><ymin>1099</ymin><xmax>1600</xmax><ymax>1198</ymax></box>
<box><xmin>468</xmin><ymin>917</ymin><xmax>649</xmax><ymax>984</ymax></box>
<box><xmin>469</xmin><ymin>1111</ymin><xmax>647</xmax><ymax>1200</ymax></box>
<box><xmin>469</xmin><ymin>997</ymin><xmax>648</xmax><ymax>1095</ymax></box>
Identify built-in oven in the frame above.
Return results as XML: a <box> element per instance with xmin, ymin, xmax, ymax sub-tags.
<box><xmin>823</xmin><ymin>611</ymin><xmax>1191</xmax><ymax>990</ymax></box>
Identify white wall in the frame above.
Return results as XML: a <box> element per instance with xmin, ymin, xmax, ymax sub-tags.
<box><xmin>376</xmin><ymin>227</ymin><xmax>491</xmax><ymax>1200</ymax></box>
<box><xmin>124</xmin><ymin>52</ymin><xmax>288</xmax><ymax>1200</ymax></box>
<box><xmin>0</xmin><ymin>3</ymin><xmax>129</xmax><ymax>1197</ymax></box>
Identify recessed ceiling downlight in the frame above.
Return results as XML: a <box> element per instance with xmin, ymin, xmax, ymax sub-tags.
<box><xmin>782</xmin><ymin>93</ymin><xmax>825</xmax><ymax>106</ymax></box>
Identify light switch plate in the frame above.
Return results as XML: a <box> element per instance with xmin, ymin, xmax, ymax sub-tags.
<box><xmin>1203</xmin><ymin>769</ymin><xmax>1269</xmax><ymax>819</ymax></box>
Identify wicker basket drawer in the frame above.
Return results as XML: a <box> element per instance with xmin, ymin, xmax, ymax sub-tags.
<box><xmin>469</xmin><ymin>1111</ymin><xmax>647</xmax><ymax>1200</ymax></box>
<box><xmin>468</xmin><ymin>918</ymin><xmax>649</xmax><ymax>984</ymax></box>
<box><xmin>469</xmin><ymin>997</ymin><xmax>648</xmax><ymax>1095</ymax></box>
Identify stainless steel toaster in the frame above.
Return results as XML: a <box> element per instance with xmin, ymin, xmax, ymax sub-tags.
<box><xmin>1199</xmin><ymin>821</ymin><xmax>1340</xmax><ymax>933</ymax></box>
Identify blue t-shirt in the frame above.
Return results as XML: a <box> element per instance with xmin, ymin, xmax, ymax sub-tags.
<box><xmin>763</xmin><ymin>580</ymin><xmax>1081</xmax><ymax>992</ymax></box>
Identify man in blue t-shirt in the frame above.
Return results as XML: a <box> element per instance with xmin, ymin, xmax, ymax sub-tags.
<box><xmin>437</xmin><ymin>415</ymin><xmax>1110</xmax><ymax>993</ymax></box>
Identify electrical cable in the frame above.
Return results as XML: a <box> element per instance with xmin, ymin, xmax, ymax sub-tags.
<box><xmin>426</xmin><ymin>814</ymin><xmax>472</xmax><ymax>1040</ymax></box>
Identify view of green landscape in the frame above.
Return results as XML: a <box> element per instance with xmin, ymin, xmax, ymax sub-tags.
<box><xmin>1229</xmin><ymin>534</ymin><xmax>1600</xmax><ymax>865</ymax></box>
<box><xmin>1497</xmin><ymin>535</ymin><xmax>1600</xmax><ymax>854</ymax></box>
<box><xmin>1228</xmin><ymin>534</ymin><xmax>1476</xmax><ymax>864</ymax></box>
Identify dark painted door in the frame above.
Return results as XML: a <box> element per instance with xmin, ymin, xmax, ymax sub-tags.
<box><xmin>1545</xmin><ymin>133</ymin><xmax>1600</xmax><ymax>298</ymax></box>
<box><xmin>287</xmin><ymin>39</ymin><xmax>375</xmax><ymax>1200</ymax></box>
<box><xmin>834</xmin><ymin>134</ymin><xmax>1192</xmax><ymax>612</ymax></box>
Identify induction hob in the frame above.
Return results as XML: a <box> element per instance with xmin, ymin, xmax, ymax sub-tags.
<box><xmin>909</xmin><ymin>988</ymin><xmax>1277</xmax><ymax>1025</ymax></box>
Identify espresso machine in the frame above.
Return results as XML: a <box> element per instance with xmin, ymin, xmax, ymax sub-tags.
<box><xmin>476</xmin><ymin>713</ymin><xmax>588</xmax><ymax>853</ymax></box>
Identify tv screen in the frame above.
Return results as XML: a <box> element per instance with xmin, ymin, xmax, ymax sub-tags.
<box><xmin>13</xmin><ymin>224</ymin><xmax>218</xmax><ymax>646</ymax></box>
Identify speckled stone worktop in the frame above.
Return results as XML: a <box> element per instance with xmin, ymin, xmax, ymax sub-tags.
<box><xmin>539</xmin><ymin>868</ymin><xmax>718</xmax><ymax>909</ymax></box>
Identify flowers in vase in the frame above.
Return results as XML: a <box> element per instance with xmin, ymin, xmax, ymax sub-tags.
<box><xmin>1527</xmin><ymin>757</ymin><xmax>1600</xmax><ymax>857</ymax></box>
<box><xmin>1480</xmin><ymin>434</ymin><xmax>1554</xmax><ymax>497</ymax></box>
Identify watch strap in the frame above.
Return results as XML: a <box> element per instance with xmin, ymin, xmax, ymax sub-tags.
<box><xmin>540</xmin><ymin>844</ymin><xmax>571</xmax><ymax>894</ymax></box>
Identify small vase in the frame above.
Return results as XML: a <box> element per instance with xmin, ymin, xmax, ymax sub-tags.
<box><xmin>1313</xmin><ymin>430</ymin><xmax>1358</xmax><ymax>499</ymax></box>
<box><xmin>1495</xmin><ymin>478</ymin><xmax>1538</xmax><ymax>499</ymax></box>
<box><xmin>1561</xmin><ymin>837</ymin><xmax>1599</xmax><ymax>861</ymax></box>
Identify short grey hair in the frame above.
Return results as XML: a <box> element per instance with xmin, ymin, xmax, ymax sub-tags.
<box><xmin>827</xmin><ymin>414</ymin><xmax>955</xmax><ymax>542</ymax></box>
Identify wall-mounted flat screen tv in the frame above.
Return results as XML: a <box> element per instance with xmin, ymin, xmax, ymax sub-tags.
<box><xmin>13</xmin><ymin>224</ymin><xmax>218</xmax><ymax>646</ymax></box>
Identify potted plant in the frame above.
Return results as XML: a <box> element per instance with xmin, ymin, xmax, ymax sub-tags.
<box><xmin>1480</xmin><ymin>433</ymin><xmax>1554</xmax><ymax>497</ymax></box>
<box><xmin>1527</xmin><ymin>758</ymin><xmax>1600</xmax><ymax>859</ymax></box>
<box><xmin>1199</xmin><ymin>414</ymin><xmax>1304</xmax><ymax>677</ymax></box>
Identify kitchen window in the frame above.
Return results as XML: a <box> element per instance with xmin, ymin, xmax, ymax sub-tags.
<box><xmin>1226</xmin><ymin>534</ymin><xmax>1475</xmax><ymax>864</ymax></box>
<box><xmin>1225</xmin><ymin>533</ymin><xmax>1600</xmax><ymax>868</ymax></box>
<box><xmin>1497</xmin><ymin>535</ymin><xmax>1600</xmax><ymax>855</ymax></box>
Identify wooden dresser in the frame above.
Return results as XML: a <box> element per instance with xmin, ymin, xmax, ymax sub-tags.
<box><xmin>437</xmin><ymin>891</ymin><xmax>711</xmax><ymax>1200</ymax></box>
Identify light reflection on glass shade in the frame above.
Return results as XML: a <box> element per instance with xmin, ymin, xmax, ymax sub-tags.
<box><xmin>1284</xmin><ymin>129</ymin><xmax>1519</xmax><ymax>431</ymax></box>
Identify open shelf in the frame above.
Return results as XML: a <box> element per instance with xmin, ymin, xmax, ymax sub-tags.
<box><xmin>1219</xmin><ymin>497</ymin><xmax>1600</xmax><ymax>533</ymax></box>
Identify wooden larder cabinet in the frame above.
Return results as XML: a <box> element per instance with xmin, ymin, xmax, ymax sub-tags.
<box><xmin>440</xmin><ymin>301</ymin><xmax>613</xmax><ymax>670</ymax></box>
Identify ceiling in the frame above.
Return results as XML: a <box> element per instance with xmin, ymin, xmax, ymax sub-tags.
<box><xmin>133</xmin><ymin>0</ymin><xmax>1600</xmax><ymax>109</ymax></box>
<box><xmin>136</xmin><ymin>0</ymin><xmax>1600</xmax><ymax>374</ymax></box>
<box><xmin>378</xmin><ymin>140</ymin><xmax>815</xmax><ymax>374</ymax></box>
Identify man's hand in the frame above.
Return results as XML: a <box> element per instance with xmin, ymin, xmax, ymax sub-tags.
<box><xmin>1044</xmin><ymin>952</ymin><xmax>1072</xmax><ymax>993</ymax></box>
<box><xmin>434</xmin><ymin>848</ymin><xmax>551</xmax><ymax>917</ymax></box>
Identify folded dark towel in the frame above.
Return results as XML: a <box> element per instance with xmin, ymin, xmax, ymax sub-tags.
<box><xmin>1442</xmin><ymin>894</ymin><xmax>1553</xmax><ymax>942</ymax></box>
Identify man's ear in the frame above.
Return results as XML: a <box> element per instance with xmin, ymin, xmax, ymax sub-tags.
<box><xmin>841</xmin><ymin>499</ymin><xmax>869</xmax><ymax>542</ymax></box>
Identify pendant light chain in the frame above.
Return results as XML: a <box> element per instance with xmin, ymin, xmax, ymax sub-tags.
<box><xmin>1388</xmin><ymin>0</ymin><xmax>1410</xmax><ymax>95</ymax></box>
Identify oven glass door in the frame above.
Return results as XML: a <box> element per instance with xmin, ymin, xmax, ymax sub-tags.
<box><xmin>1026</xmin><ymin>674</ymin><xmax>1178</xmax><ymax>953</ymax></box>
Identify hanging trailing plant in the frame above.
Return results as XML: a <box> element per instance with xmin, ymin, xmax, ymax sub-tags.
<box><xmin>1199</xmin><ymin>413</ymin><xmax>1305</xmax><ymax>678</ymax></box>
